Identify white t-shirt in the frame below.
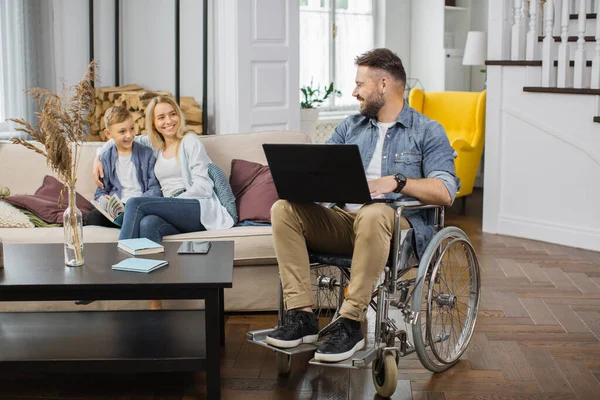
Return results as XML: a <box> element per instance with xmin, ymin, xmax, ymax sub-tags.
<box><xmin>154</xmin><ymin>153</ymin><xmax>186</xmax><ymax>197</ymax></box>
<box><xmin>116</xmin><ymin>154</ymin><xmax>142</xmax><ymax>202</ymax></box>
<box><xmin>345</xmin><ymin>121</ymin><xmax>396</xmax><ymax>212</ymax></box>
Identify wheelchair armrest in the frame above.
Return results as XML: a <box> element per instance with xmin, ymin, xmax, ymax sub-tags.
<box><xmin>392</xmin><ymin>200</ymin><xmax>444</xmax><ymax>211</ymax></box>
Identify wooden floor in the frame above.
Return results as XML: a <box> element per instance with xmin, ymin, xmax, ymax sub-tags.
<box><xmin>1</xmin><ymin>188</ymin><xmax>599</xmax><ymax>399</ymax></box>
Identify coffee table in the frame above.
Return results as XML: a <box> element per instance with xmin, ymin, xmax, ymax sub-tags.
<box><xmin>0</xmin><ymin>241</ymin><xmax>234</xmax><ymax>399</ymax></box>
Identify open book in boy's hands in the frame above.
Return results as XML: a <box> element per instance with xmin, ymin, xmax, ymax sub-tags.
<box><xmin>91</xmin><ymin>194</ymin><xmax>125</xmax><ymax>227</ymax></box>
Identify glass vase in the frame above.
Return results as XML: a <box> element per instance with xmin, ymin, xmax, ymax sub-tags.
<box><xmin>63</xmin><ymin>183</ymin><xmax>84</xmax><ymax>266</ymax></box>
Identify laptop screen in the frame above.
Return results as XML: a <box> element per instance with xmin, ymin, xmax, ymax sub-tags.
<box><xmin>263</xmin><ymin>143</ymin><xmax>390</xmax><ymax>204</ymax></box>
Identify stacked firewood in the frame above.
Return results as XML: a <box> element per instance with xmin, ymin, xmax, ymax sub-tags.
<box><xmin>88</xmin><ymin>84</ymin><xmax>203</xmax><ymax>141</ymax></box>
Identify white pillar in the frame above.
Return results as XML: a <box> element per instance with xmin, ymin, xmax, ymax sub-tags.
<box><xmin>489</xmin><ymin>0</ymin><xmax>512</xmax><ymax>60</ymax></box>
<box><xmin>574</xmin><ymin>0</ymin><xmax>588</xmax><ymax>87</ymax></box>
<box><xmin>556</xmin><ymin>0</ymin><xmax>570</xmax><ymax>88</ymax></box>
<box><xmin>511</xmin><ymin>0</ymin><xmax>526</xmax><ymax>60</ymax></box>
<box><xmin>542</xmin><ymin>0</ymin><xmax>556</xmax><ymax>87</ymax></box>
<box><xmin>526</xmin><ymin>0</ymin><xmax>539</xmax><ymax>60</ymax></box>
<box><xmin>592</xmin><ymin>0</ymin><xmax>600</xmax><ymax>88</ymax></box>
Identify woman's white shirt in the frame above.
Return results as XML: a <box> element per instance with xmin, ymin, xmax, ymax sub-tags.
<box><xmin>154</xmin><ymin>154</ymin><xmax>186</xmax><ymax>197</ymax></box>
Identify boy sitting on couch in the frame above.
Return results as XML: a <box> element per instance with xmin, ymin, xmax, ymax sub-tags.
<box><xmin>85</xmin><ymin>106</ymin><xmax>162</xmax><ymax>227</ymax></box>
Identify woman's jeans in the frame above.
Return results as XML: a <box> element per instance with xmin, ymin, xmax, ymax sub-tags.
<box><xmin>119</xmin><ymin>197</ymin><xmax>205</xmax><ymax>243</ymax></box>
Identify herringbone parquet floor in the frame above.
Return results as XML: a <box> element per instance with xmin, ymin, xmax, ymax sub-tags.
<box><xmin>0</xmin><ymin>189</ymin><xmax>598</xmax><ymax>399</ymax></box>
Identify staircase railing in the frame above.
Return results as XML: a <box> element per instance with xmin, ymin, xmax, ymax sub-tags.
<box><xmin>495</xmin><ymin>0</ymin><xmax>600</xmax><ymax>89</ymax></box>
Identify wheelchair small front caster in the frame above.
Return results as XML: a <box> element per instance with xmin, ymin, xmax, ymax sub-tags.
<box><xmin>371</xmin><ymin>353</ymin><xmax>398</xmax><ymax>398</ymax></box>
<box><xmin>276</xmin><ymin>352</ymin><xmax>292</xmax><ymax>375</ymax></box>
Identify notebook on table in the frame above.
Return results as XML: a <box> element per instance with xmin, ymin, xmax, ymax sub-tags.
<box><xmin>117</xmin><ymin>238</ymin><xmax>164</xmax><ymax>256</ymax></box>
<box><xmin>111</xmin><ymin>258</ymin><xmax>169</xmax><ymax>273</ymax></box>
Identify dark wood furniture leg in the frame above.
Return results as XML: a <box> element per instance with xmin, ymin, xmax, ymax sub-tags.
<box><xmin>219</xmin><ymin>287</ymin><xmax>225</xmax><ymax>346</ymax></box>
<box><xmin>205</xmin><ymin>289</ymin><xmax>221</xmax><ymax>400</ymax></box>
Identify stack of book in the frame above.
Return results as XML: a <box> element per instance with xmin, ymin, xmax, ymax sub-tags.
<box><xmin>113</xmin><ymin>238</ymin><xmax>167</xmax><ymax>273</ymax></box>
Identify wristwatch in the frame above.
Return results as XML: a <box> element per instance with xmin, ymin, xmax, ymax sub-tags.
<box><xmin>393</xmin><ymin>173</ymin><xmax>407</xmax><ymax>193</ymax></box>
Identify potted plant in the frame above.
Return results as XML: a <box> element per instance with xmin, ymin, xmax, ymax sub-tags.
<box><xmin>299</xmin><ymin>80</ymin><xmax>341</xmax><ymax>136</ymax></box>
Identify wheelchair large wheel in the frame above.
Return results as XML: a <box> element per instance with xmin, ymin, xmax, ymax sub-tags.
<box><xmin>310</xmin><ymin>264</ymin><xmax>348</xmax><ymax>336</ymax></box>
<box><xmin>411</xmin><ymin>227</ymin><xmax>480</xmax><ymax>373</ymax></box>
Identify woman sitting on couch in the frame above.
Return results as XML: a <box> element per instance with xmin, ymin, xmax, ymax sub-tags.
<box><xmin>93</xmin><ymin>96</ymin><xmax>234</xmax><ymax>242</ymax></box>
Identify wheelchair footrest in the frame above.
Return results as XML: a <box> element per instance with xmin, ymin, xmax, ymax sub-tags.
<box><xmin>307</xmin><ymin>346</ymin><xmax>378</xmax><ymax>369</ymax></box>
<box><xmin>246</xmin><ymin>328</ymin><xmax>319</xmax><ymax>356</ymax></box>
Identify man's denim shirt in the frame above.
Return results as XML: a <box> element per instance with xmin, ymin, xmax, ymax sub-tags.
<box><xmin>326</xmin><ymin>100</ymin><xmax>459</xmax><ymax>258</ymax></box>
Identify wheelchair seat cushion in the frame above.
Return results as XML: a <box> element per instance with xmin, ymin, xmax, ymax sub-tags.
<box><xmin>308</xmin><ymin>230</ymin><xmax>416</xmax><ymax>269</ymax></box>
<box><xmin>308</xmin><ymin>252</ymin><xmax>391</xmax><ymax>269</ymax></box>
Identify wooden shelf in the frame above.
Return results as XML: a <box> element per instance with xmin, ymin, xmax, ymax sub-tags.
<box><xmin>523</xmin><ymin>86</ymin><xmax>600</xmax><ymax>95</ymax></box>
<box><xmin>445</xmin><ymin>6</ymin><xmax>468</xmax><ymax>11</ymax></box>
<box><xmin>569</xmin><ymin>13</ymin><xmax>596</xmax><ymax>19</ymax></box>
<box><xmin>485</xmin><ymin>60</ymin><xmax>542</xmax><ymax>66</ymax></box>
<box><xmin>0</xmin><ymin>310</ymin><xmax>207</xmax><ymax>373</ymax></box>
<box><xmin>537</xmin><ymin>35</ymin><xmax>595</xmax><ymax>42</ymax></box>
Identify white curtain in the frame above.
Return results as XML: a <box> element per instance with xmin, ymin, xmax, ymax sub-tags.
<box><xmin>0</xmin><ymin>0</ymin><xmax>55</xmax><ymax>139</ymax></box>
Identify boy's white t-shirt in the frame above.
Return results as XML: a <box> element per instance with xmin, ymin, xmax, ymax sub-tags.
<box><xmin>344</xmin><ymin>121</ymin><xmax>396</xmax><ymax>212</ymax></box>
<box><xmin>116</xmin><ymin>154</ymin><xmax>142</xmax><ymax>202</ymax></box>
<box><xmin>154</xmin><ymin>153</ymin><xmax>186</xmax><ymax>197</ymax></box>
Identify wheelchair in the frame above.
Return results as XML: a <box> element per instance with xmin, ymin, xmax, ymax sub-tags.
<box><xmin>246</xmin><ymin>201</ymin><xmax>481</xmax><ymax>398</ymax></box>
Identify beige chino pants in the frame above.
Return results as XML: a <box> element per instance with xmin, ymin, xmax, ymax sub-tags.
<box><xmin>271</xmin><ymin>200</ymin><xmax>410</xmax><ymax>322</ymax></box>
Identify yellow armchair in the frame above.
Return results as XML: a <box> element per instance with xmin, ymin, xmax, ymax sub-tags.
<box><xmin>408</xmin><ymin>88</ymin><xmax>486</xmax><ymax>204</ymax></box>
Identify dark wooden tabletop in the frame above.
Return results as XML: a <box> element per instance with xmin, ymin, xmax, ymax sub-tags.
<box><xmin>0</xmin><ymin>241</ymin><xmax>234</xmax><ymax>295</ymax></box>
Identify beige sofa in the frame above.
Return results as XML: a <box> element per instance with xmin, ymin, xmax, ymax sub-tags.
<box><xmin>0</xmin><ymin>130</ymin><xmax>310</xmax><ymax>312</ymax></box>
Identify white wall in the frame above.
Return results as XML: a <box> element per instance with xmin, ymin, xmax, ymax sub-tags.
<box><xmin>410</xmin><ymin>0</ymin><xmax>445</xmax><ymax>91</ymax></box>
<box><xmin>52</xmin><ymin>0</ymin><xmax>90</xmax><ymax>88</ymax></box>
<box><xmin>483</xmin><ymin>65</ymin><xmax>600</xmax><ymax>251</ymax></box>
<box><xmin>383</xmin><ymin>0</ymin><xmax>411</xmax><ymax>64</ymax></box>
<box><xmin>52</xmin><ymin>0</ymin><xmax>204</xmax><ymax>106</ymax></box>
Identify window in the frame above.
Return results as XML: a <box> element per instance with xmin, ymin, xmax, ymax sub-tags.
<box><xmin>300</xmin><ymin>0</ymin><xmax>374</xmax><ymax>112</ymax></box>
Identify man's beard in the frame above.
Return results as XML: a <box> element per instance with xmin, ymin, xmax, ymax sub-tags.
<box><xmin>359</xmin><ymin>93</ymin><xmax>384</xmax><ymax>119</ymax></box>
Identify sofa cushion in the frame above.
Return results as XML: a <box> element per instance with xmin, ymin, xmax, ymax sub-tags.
<box><xmin>207</xmin><ymin>163</ymin><xmax>238</xmax><ymax>224</ymax></box>
<box><xmin>0</xmin><ymin>226</ymin><xmax>120</xmax><ymax>244</ymax></box>
<box><xmin>0</xmin><ymin>201</ymin><xmax>34</xmax><ymax>228</ymax></box>
<box><xmin>162</xmin><ymin>225</ymin><xmax>276</xmax><ymax>265</ymax></box>
<box><xmin>4</xmin><ymin>175</ymin><xmax>94</xmax><ymax>224</ymax></box>
<box><xmin>229</xmin><ymin>159</ymin><xmax>279</xmax><ymax>223</ymax></box>
<box><xmin>0</xmin><ymin>225</ymin><xmax>276</xmax><ymax>266</ymax></box>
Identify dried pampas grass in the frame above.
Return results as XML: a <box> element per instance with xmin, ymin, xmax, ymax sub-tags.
<box><xmin>6</xmin><ymin>60</ymin><xmax>98</xmax><ymax>266</ymax></box>
<box><xmin>8</xmin><ymin>60</ymin><xmax>97</xmax><ymax>188</ymax></box>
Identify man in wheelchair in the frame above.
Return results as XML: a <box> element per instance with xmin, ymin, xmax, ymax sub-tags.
<box><xmin>266</xmin><ymin>48</ymin><xmax>459</xmax><ymax>363</ymax></box>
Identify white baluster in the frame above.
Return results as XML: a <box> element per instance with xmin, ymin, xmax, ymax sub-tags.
<box><xmin>542</xmin><ymin>0</ymin><xmax>556</xmax><ymax>87</ymax></box>
<box><xmin>527</xmin><ymin>0</ymin><xmax>540</xmax><ymax>59</ymax></box>
<box><xmin>592</xmin><ymin>0</ymin><xmax>600</xmax><ymax>88</ymax></box>
<box><xmin>512</xmin><ymin>0</ymin><xmax>526</xmax><ymax>59</ymax></box>
<box><xmin>574</xmin><ymin>0</ymin><xmax>588</xmax><ymax>87</ymax></box>
<box><xmin>557</xmin><ymin>0</ymin><xmax>570</xmax><ymax>87</ymax></box>
<box><xmin>553</xmin><ymin>0</ymin><xmax>563</xmax><ymax>36</ymax></box>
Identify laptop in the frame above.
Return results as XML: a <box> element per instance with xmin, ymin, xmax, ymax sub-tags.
<box><xmin>262</xmin><ymin>143</ymin><xmax>395</xmax><ymax>205</ymax></box>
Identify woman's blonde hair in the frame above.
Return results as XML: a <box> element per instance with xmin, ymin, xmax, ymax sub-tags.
<box><xmin>145</xmin><ymin>96</ymin><xmax>188</xmax><ymax>151</ymax></box>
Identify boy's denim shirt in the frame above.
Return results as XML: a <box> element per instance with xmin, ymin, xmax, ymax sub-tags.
<box><xmin>94</xmin><ymin>141</ymin><xmax>162</xmax><ymax>201</ymax></box>
<box><xmin>326</xmin><ymin>100</ymin><xmax>459</xmax><ymax>258</ymax></box>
